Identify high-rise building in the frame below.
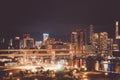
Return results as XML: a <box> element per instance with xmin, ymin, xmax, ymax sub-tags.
<box><xmin>115</xmin><ymin>21</ymin><xmax>120</xmax><ymax>39</ymax></box>
<box><xmin>23</xmin><ymin>34</ymin><xmax>30</xmax><ymax>38</ymax></box>
<box><xmin>107</xmin><ymin>38</ymin><xmax>113</xmax><ymax>51</ymax></box>
<box><xmin>23</xmin><ymin>34</ymin><xmax>34</xmax><ymax>49</ymax></box>
<box><xmin>71</xmin><ymin>31</ymin><xmax>78</xmax><ymax>50</ymax></box>
<box><xmin>89</xmin><ymin>25</ymin><xmax>94</xmax><ymax>44</ymax></box>
<box><xmin>71</xmin><ymin>29</ymin><xmax>86</xmax><ymax>53</ymax></box>
<box><xmin>99</xmin><ymin>32</ymin><xmax>108</xmax><ymax>51</ymax></box>
<box><xmin>79</xmin><ymin>31</ymin><xmax>84</xmax><ymax>51</ymax></box>
<box><xmin>43</xmin><ymin>33</ymin><xmax>49</xmax><ymax>43</ymax></box>
<box><xmin>45</xmin><ymin>38</ymin><xmax>55</xmax><ymax>45</ymax></box>
<box><xmin>13</xmin><ymin>37</ymin><xmax>20</xmax><ymax>49</ymax></box>
<box><xmin>35</xmin><ymin>41</ymin><xmax>42</xmax><ymax>49</ymax></box>
<box><xmin>92</xmin><ymin>33</ymin><xmax>99</xmax><ymax>49</ymax></box>
<box><xmin>8</xmin><ymin>39</ymin><xmax>13</xmax><ymax>49</ymax></box>
<box><xmin>0</xmin><ymin>33</ymin><xmax>7</xmax><ymax>49</ymax></box>
<box><xmin>115</xmin><ymin>21</ymin><xmax>120</xmax><ymax>50</ymax></box>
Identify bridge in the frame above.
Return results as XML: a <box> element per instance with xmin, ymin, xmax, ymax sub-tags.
<box><xmin>0</xmin><ymin>49</ymin><xmax>74</xmax><ymax>61</ymax></box>
<box><xmin>0</xmin><ymin>49</ymin><xmax>113</xmax><ymax>57</ymax></box>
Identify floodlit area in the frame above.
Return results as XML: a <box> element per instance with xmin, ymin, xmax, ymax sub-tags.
<box><xmin>0</xmin><ymin>60</ymin><xmax>67</xmax><ymax>74</ymax></box>
<box><xmin>16</xmin><ymin>63</ymin><xmax>64</xmax><ymax>72</ymax></box>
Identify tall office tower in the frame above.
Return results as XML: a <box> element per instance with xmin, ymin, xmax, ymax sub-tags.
<box><xmin>8</xmin><ymin>39</ymin><xmax>13</xmax><ymax>49</ymax></box>
<box><xmin>79</xmin><ymin>31</ymin><xmax>84</xmax><ymax>51</ymax></box>
<box><xmin>107</xmin><ymin>38</ymin><xmax>113</xmax><ymax>50</ymax></box>
<box><xmin>71</xmin><ymin>32</ymin><xmax>78</xmax><ymax>50</ymax></box>
<box><xmin>115</xmin><ymin>21</ymin><xmax>120</xmax><ymax>39</ymax></box>
<box><xmin>71</xmin><ymin>29</ymin><xmax>86</xmax><ymax>53</ymax></box>
<box><xmin>10</xmin><ymin>39</ymin><xmax>13</xmax><ymax>46</ymax></box>
<box><xmin>13</xmin><ymin>37</ymin><xmax>20</xmax><ymax>49</ymax></box>
<box><xmin>43</xmin><ymin>33</ymin><xmax>49</xmax><ymax>43</ymax></box>
<box><xmin>23</xmin><ymin>34</ymin><xmax>30</xmax><ymax>38</ymax></box>
<box><xmin>0</xmin><ymin>33</ymin><xmax>7</xmax><ymax>49</ymax></box>
<box><xmin>23</xmin><ymin>34</ymin><xmax>34</xmax><ymax>49</ymax></box>
<box><xmin>89</xmin><ymin>25</ymin><xmax>94</xmax><ymax>44</ymax></box>
<box><xmin>115</xmin><ymin>21</ymin><xmax>120</xmax><ymax>50</ymax></box>
<box><xmin>92</xmin><ymin>33</ymin><xmax>99</xmax><ymax>49</ymax></box>
<box><xmin>45</xmin><ymin>38</ymin><xmax>55</xmax><ymax>45</ymax></box>
<box><xmin>35</xmin><ymin>41</ymin><xmax>42</xmax><ymax>49</ymax></box>
<box><xmin>99</xmin><ymin>32</ymin><xmax>108</xmax><ymax>51</ymax></box>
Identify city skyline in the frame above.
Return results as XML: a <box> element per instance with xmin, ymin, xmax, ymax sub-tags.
<box><xmin>1</xmin><ymin>1</ymin><xmax>120</xmax><ymax>79</ymax></box>
<box><xmin>1</xmin><ymin>0</ymin><xmax>120</xmax><ymax>38</ymax></box>
<box><xmin>0</xmin><ymin>21</ymin><xmax>118</xmax><ymax>42</ymax></box>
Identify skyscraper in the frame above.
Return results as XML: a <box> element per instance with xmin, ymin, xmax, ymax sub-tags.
<box><xmin>13</xmin><ymin>37</ymin><xmax>20</xmax><ymax>49</ymax></box>
<box><xmin>115</xmin><ymin>21</ymin><xmax>120</xmax><ymax>50</ymax></box>
<box><xmin>0</xmin><ymin>33</ymin><xmax>7</xmax><ymax>49</ymax></box>
<box><xmin>43</xmin><ymin>33</ymin><xmax>49</xmax><ymax>43</ymax></box>
<box><xmin>71</xmin><ymin>31</ymin><xmax>78</xmax><ymax>50</ymax></box>
<box><xmin>99</xmin><ymin>32</ymin><xmax>108</xmax><ymax>51</ymax></box>
<box><xmin>23</xmin><ymin>34</ymin><xmax>34</xmax><ymax>49</ymax></box>
<box><xmin>89</xmin><ymin>25</ymin><xmax>94</xmax><ymax>44</ymax></box>
<box><xmin>71</xmin><ymin>29</ymin><xmax>86</xmax><ymax>53</ymax></box>
<box><xmin>92</xmin><ymin>33</ymin><xmax>99</xmax><ymax>50</ymax></box>
<box><xmin>115</xmin><ymin>21</ymin><xmax>120</xmax><ymax>39</ymax></box>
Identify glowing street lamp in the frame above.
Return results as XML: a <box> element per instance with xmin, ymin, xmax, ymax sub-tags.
<box><xmin>9</xmin><ymin>72</ymin><xmax>13</xmax><ymax>80</ymax></box>
<box><xmin>34</xmin><ymin>78</ymin><xmax>38</xmax><ymax>80</ymax></box>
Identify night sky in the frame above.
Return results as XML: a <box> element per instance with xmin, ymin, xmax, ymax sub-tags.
<box><xmin>1</xmin><ymin>0</ymin><xmax>120</xmax><ymax>40</ymax></box>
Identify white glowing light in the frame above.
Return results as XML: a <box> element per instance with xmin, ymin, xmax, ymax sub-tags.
<box><xmin>74</xmin><ymin>65</ymin><xmax>78</xmax><ymax>68</ymax></box>
<box><xmin>57</xmin><ymin>64</ymin><xmax>62</xmax><ymax>69</ymax></box>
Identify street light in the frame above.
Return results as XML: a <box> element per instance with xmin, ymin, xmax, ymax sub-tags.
<box><xmin>105</xmin><ymin>72</ymin><xmax>108</xmax><ymax>80</ymax></box>
<box><xmin>16</xmin><ymin>78</ymin><xmax>20</xmax><ymax>80</ymax></box>
<box><xmin>34</xmin><ymin>78</ymin><xmax>38</xmax><ymax>80</ymax></box>
<box><xmin>9</xmin><ymin>72</ymin><xmax>13</xmax><ymax>80</ymax></box>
